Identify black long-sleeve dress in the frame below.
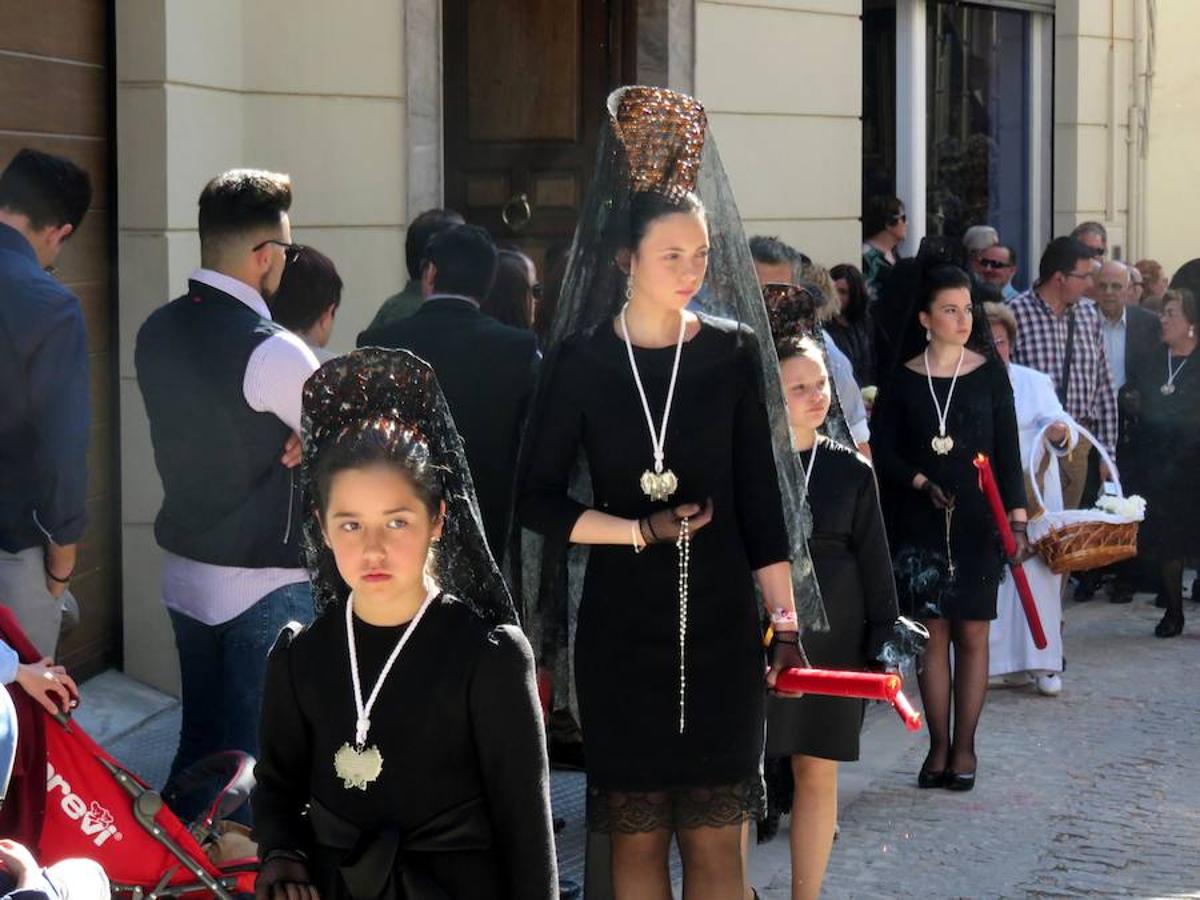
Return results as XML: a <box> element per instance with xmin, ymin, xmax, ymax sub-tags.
<box><xmin>766</xmin><ymin>439</ymin><xmax>899</xmax><ymax>761</ymax></box>
<box><xmin>870</xmin><ymin>357</ymin><xmax>1025</xmax><ymax>621</ymax></box>
<box><xmin>519</xmin><ymin>316</ymin><xmax>790</xmax><ymax>825</ymax></box>
<box><xmin>252</xmin><ymin>595</ymin><xmax>557</xmax><ymax>900</ymax></box>
<box><xmin>1125</xmin><ymin>347</ymin><xmax>1200</xmax><ymax>562</ymax></box>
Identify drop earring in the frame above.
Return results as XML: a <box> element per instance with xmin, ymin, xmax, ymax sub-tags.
<box><xmin>625</xmin><ymin>276</ymin><xmax>634</xmax><ymax>302</ymax></box>
<box><xmin>925</xmin><ymin>328</ymin><xmax>932</xmax><ymax>342</ymax></box>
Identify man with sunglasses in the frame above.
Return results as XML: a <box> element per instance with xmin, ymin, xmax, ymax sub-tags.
<box><xmin>135</xmin><ymin>169</ymin><xmax>319</xmax><ymax>816</ymax></box>
<box><xmin>1007</xmin><ymin>237</ymin><xmax>1118</xmax><ymax>536</ymax></box>
<box><xmin>973</xmin><ymin>244</ymin><xmax>1020</xmax><ymax>300</ymax></box>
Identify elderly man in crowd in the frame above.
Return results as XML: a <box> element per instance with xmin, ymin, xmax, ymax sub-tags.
<box><xmin>1084</xmin><ymin>260</ymin><xmax>1163</xmax><ymax>602</ymax></box>
<box><xmin>1135</xmin><ymin>258</ymin><xmax>1170</xmax><ymax>312</ymax></box>
<box><xmin>973</xmin><ymin>243</ymin><xmax>1020</xmax><ymax>300</ymax></box>
<box><xmin>963</xmin><ymin>224</ymin><xmax>999</xmax><ymax>262</ymax></box>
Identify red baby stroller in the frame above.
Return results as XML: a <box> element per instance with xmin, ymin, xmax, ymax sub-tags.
<box><xmin>0</xmin><ymin>607</ymin><xmax>258</xmax><ymax>898</ymax></box>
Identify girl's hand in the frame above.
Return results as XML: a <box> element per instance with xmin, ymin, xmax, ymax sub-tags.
<box><xmin>920</xmin><ymin>480</ymin><xmax>955</xmax><ymax>511</ymax></box>
<box><xmin>1045</xmin><ymin>422</ymin><xmax>1069</xmax><ymax>447</ymax></box>
<box><xmin>640</xmin><ymin>498</ymin><xmax>714</xmax><ymax>544</ymax></box>
<box><xmin>256</xmin><ymin>853</ymin><xmax>319</xmax><ymax>900</ymax></box>
<box><xmin>766</xmin><ymin>630</ymin><xmax>808</xmax><ymax>690</ymax></box>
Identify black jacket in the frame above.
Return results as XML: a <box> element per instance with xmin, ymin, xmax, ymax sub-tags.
<box><xmin>1117</xmin><ymin>303</ymin><xmax>1163</xmax><ymax>455</ymax></box>
<box><xmin>358</xmin><ymin>297</ymin><xmax>539</xmax><ymax>560</ymax></box>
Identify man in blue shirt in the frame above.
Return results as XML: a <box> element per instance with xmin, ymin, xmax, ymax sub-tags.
<box><xmin>0</xmin><ymin>150</ymin><xmax>92</xmax><ymax>657</ymax></box>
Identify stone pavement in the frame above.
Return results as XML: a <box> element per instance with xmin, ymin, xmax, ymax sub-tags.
<box><xmin>76</xmin><ymin>593</ymin><xmax>1199</xmax><ymax>897</ymax></box>
<box><xmin>749</xmin><ymin>594</ymin><xmax>1200</xmax><ymax>899</ymax></box>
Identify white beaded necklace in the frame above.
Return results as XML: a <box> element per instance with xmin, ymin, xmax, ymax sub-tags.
<box><xmin>333</xmin><ymin>581</ymin><xmax>438</xmax><ymax>791</ymax></box>
<box><xmin>924</xmin><ymin>346</ymin><xmax>966</xmax><ymax>455</ymax></box>
<box><xmin>801</xmin><ymin>439</ymin><xmax>819</xmax><ymax>493</ymax></box>
<box><xmin>620</xmin><ymin>303</ymin><xmax>686</xmax><ymax>501</ymax></box>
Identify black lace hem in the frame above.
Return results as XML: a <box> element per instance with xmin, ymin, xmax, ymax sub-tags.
<box><xmin>586</xmin><ymin>777</ymin><xmax>765</xmax><ymax>834</ymax></box>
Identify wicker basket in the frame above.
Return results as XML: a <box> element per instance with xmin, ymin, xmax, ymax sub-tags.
<box><xmin>1026</xmin><ymin>425</ymin><xmax>1141</xmax><ymax>575</ymax></box>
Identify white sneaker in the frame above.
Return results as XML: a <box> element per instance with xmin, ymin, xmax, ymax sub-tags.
<box><xmin>1035</xmin><ymin>673</ymin><xmax>1062</xmax><ymax>696</ymax></box>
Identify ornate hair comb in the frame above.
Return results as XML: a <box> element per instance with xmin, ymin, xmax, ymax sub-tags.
<box><xmin>302</xmin><ymin>348</ymin><xmax>437</xmax><ymax>454</ymax></box>
<box><xmin>762</xmin><ymin>282</ymin><xmax>819</xmax><ymax>346</ymax></box>
<box><xmin>608</xmin><ymin>86</ymin><xmax>707</xmax><ymax>201</ymax></box>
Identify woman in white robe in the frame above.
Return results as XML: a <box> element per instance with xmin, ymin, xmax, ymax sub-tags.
<box><xmin>984</xmin><ymin>304</ymin><xmax>1078</xmax><ymax>694</ymax></box>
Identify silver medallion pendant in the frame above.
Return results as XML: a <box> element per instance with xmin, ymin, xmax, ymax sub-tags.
<box><xmin>930</xmin><ymin>434</ymin><xmax>955</xmax><ymax>456</ymax></box>
<box><xmin>1161</xmin><ymin>383</ymin><xmax>1176</xmax><ymax>396</ymax></box>
<box><xmin>640</xmin><ymin>468</ymin><xmax>679</xmax><ymax>502</ymax></box>
<box><xmin>334</xmin><ymin>742</ymin><xmax>383</xmax><ymax>790</ymax></box>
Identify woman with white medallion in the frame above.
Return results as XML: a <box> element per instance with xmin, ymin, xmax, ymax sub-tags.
<box><xmin>870</xmin><ymin>259</ymin><xmax>1027</xmax><ymax>792</ymax></box>
<box><xmin>519</xmin><ymin>87</ymin><xmax>815</xmax><ymax>899</ymax></box>
<box><xmin>252</xmin><ymin>349</ymin><xmax>557</xmax><ymax>900</ymax></box>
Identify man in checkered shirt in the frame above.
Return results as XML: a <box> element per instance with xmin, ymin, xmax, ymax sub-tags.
<box><xmin>1006</xmin><ymin>236</ymin><xmax>1117</xmax><ymax>514</ymax></box>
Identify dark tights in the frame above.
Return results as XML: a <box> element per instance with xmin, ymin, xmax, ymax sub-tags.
<box><xmin>917</xmin><ymin>617</ymin><xmax>990</xmax><ymax>774</ymax></box>
<box><xmin>1159</xmin><ymin>559</ymin><xmax>1185</xmax><ymax>620</ymax></box>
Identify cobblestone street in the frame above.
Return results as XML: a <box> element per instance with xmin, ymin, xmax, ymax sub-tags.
<box><xmin>751</xmin><ymin>594</ymin><xmax>1200</xmax><ymax>899</ymax></box>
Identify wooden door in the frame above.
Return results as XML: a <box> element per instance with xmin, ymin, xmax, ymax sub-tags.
<box><xmin>443</xmin><ymin>0</ymin><xmax>637</xmax><ymax>269</ymax></box>
<box><xmin>0</xmin><ymin>1</ymin><xmax>118</xmax><ymax>679</ymax></box>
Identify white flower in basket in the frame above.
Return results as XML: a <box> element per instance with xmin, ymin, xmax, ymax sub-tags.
<box><xmin>1093</xmin><ymin>494</ymin><xmax>1146</xmax><ymax>521</ymax></box>
<box><xmin>1026</xmin><ymin>424</ymin><xmax>1142</xmax><ymax>574</ymax></box>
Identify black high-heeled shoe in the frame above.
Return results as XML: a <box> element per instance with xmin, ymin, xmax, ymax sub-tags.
<box><xmin>944</xmin><ymin>771</ymin><xmax>976</xmax><ymax>792</ymax></box>
<box><xmin>1155</xmin><ymin>613</ymin><xmax>1184</xmax><ymax>638</ymax></box>
<box><xmin>917</xmin><ymin>767</ymin><xmax>946</xmax><ymax>789</ymax></box>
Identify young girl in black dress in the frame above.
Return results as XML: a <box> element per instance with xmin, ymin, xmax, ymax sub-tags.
<box><xmin>252</xmin><ymin>349</ymin><xmax>556</xmax><ymax>900</ymax></box>
<box><xmin>870</xmin><ymin>264</ymin><xmax>1028</xmax><ymax>791</ymax></box>
<box><xmin>762</xmin><ymin>285</ymin><xmax>899</xmax><ymax>900</ymax></box>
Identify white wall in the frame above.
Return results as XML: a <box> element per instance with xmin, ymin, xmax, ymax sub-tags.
<box><xmin>694</xmin><ymin>0</ymin><xmax>863</xmax><ymax>269</ymax></box>
<box><xmin>1053</xmin><ymin>0</ymin><xmax>1135</xmax><ymax>255</ymax></box>
<box><xmin>116</xmin><ymin>0</ymin><xmax>408</xmax><ymax>691</ymax></box>
<box><xmin>1144</xmin><ymin>2</ymin><xmax>1200</xmax><ymax>277</ymax></box>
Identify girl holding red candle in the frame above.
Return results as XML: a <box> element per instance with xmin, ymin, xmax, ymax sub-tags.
<box><xmin>760</xmin><ymin>284</ymin><xmax>900</xmax><ymax>899</ymax></box>
<box><xmin>870</xmin><ymin>252</ymin><xmax>1028</xmax><ymax>791</ymax></box>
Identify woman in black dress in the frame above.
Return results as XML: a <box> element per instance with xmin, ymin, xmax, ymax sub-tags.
<box><xmin>519</xmin><ymin>87</ymin><xmax>812</xmax><ymax>899</ymax></box>
<box><xmin>870</xmin><ymin>264</ymin><xmax>1027</xmax><ymax>791</ymax></box>
<box><xmin>761</xmin><ymin>286</ymin><xmax>899</xmax><ymax>900</ymax></box>
<box><xmin>1125</xmin><ymin>289</ymin><xmax>1200</xmax><ymax>637</ymax></box>
<box><xmin>252</xmin><ymin>349</ymin><xmax>556</xmax><ymax>900</ymax></box>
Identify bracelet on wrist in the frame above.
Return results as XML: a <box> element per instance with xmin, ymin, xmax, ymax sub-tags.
<box><xmin>769</xmin><ymin>607</ymin><xmax>798</xmax><ymax>627</ymax></box>
<box><xmin>45</xmin><ymin>565</ymin><xmax>73</xmax><ymax>584</ymax></box>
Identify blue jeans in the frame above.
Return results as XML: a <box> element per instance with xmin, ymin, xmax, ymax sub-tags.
<box><xmin>165</xmin><ymin>581</ymin><xmax>312</xmax><ymax>819</ymax></box>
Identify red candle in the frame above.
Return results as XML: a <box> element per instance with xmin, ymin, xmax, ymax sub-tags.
<box><xmin>775</xmin><ymin>667</ymin><xmax>923</xmax><ymax>731</ymax></box>
<box><xmin>774</xmin><ymin>667</ymin><xmax>900</xmax><ymax>701</ymax></box>
<box><xmin>891</xmin><ymin>689</ymin><xmax>924</xmax><ymax>732</ymax></box>
<box><xmin>973</xmin><ymin>453</ymin><xmax>1048</xmax><ymax>650</ymax></box>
